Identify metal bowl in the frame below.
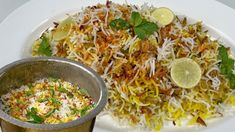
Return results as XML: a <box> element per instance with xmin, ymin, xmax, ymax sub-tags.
<box><xmin>0</xmin><ymin>57</ymin><xmax>107</xmax><ymax>132</ymax></box>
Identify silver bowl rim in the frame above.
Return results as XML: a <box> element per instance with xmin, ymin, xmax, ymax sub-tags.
<box><xmin>0</xmin><ymin>57</ymin><xmax>107</xmax><ymax>130</ymax></box>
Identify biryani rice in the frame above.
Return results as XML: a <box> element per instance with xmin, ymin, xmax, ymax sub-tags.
<box><xmin>30</xmin><ymin>1</ymin><xmax>235</xmax><ymax>131</ymax></box>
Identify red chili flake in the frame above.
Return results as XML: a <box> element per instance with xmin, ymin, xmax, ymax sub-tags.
<box><xmin>79</xmin><ymin>25</ymin><xmax>85</xmax><ymax>30</ymax></box>
<box><xmin>106</xmin><ymin>0</ymin><xmax>112</xmax><ymax>8</ymax></box>
<box><xmin>173</xmin><ymin>121</ymin><xmax>176</xmax><ymax>126</ymax></box>
<box><xmin>196</xmin><ymin>116</ymin><xmax>207</xmax><ymax>127</ymax></box>
<box><xmin>133</xmin><ymin>5</ymin><xmax>138</xmax><ymax>10</ymax></box>
<box><xmin>90</xmin><ymin>6</ymin><xmax>97</xmax><ymax>10</ymax></box>
<box><xmin>53</xmin><ymin>22</ymin><xmax>59</xmax><ymax>28</ymax></box>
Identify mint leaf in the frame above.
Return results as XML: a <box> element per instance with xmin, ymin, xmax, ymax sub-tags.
<box><xmin>130</xmin><ymin>12</ymin><xmax>142</xmax><ymax>26</ymax></box>
<box><xmin>218</xmin><ymin>45</ymin><xmax>235</xmax><ymax>89</ymax></box>
<box><xmin>134</xmin><ymin>21</ymin><xmax>158</xmax><ymax>39</ymax></box>
<box><xmin>109</xmin><ymin>12</ymin><xmax>159</xmax><ymax>40</ymax></box>
<box><xmin>134</xmin><ymin>27</ymin><xmax>145</xmax><ymax>40</ymax></box>
<box><xmin>109</xmin><ymin>18</ymin><xmax>130</xmax><ymax>30</ymax></box>
<box><xmin>38</xmin><ymin>35</ymin><xmax>52</xmax><ymax>56</ymax></box>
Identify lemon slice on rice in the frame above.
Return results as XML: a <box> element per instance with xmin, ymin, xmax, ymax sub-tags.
<box><xmin>171</xmin><ymin>58</ymin><xmax>201</xmax><ymax>88</ymax></box>
<box><xmin>53</xmin><ymin>16</ymin><xmax>76</xmax><ymax>41</ymax></box>
<box><xmin>151</xmin><ymin>7</ymin><xmax>175</xmax><ymax>26</ymax></box>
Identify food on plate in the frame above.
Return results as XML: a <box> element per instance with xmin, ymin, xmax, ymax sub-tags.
<box><xmin>31</xmin><ymin>1</ymin><xmax>235</xmax><ymax>131</ymax></box>
<box><xmin>151</xmin><ymin>7</ymin><xmax>175</xmax><ymax>26</ymax></box>
<box><xmin>170</xmin><ymin>58</ymin><xmax>202</xmax><ymax>88</ymax></box>
<box><xmin>1</xmin><ymin>78</ymin><xmax>94</xmax><ymax>124</ymax></box>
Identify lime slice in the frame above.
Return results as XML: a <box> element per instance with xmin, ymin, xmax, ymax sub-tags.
<box><xmin>151</xmin><ymin>7</ymin><xmax>175</xmax><ymax>26</ymax></box>
<box><xmin>129</xmin><ymin>38</ymin><xmax>141</xmax><ymax>54</ymax></box>
<box><xmin>53</xmin><ymin>16</ymin><xmax>76</xmax><ymax>41</ymax></box>
<box><xmin>148</xmin><ymin>35</ymin><xmax>158</xmax><ymax>47</ymax></box>
<box><xmin>170</xmin><ymin>58</ymin><xmax>201</xmax><ymax>88</ymax></box>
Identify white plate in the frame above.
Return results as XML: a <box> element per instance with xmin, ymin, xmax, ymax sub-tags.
<box><xmin>0</xmin><ymin>0</ymin><xmax>235</xmax><ymax>131</ymax></box>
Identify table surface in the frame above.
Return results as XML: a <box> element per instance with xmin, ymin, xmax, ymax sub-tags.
<box><xmin>0</xmin><ymin>0</ymin><xmax>235</xmax><ymax>23</ymax></box>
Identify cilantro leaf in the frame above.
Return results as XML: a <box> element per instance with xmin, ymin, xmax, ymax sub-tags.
<box><xmin>218</xmin><ymin>45</ymin><xmax>229</xmax><ymax>61</ymax></box>
<box><xmin>26</xmin><ymin>107</ymin><xmax>44</xmax><ymax>123</ymax></box>
<box><xmin>38</xmin><ymin>98</ymin><xmax>48</xmax><ymax>103</ymax></box>
<box><xmin>31</xmin><ymin>107</ymin><xmax>37</xmax><ymax>114</ymax></box>
<box><xmin>219</xmin><ymin>46</ymin><xmax>234</xmax><ymax>75</ymax></box>
<box><xmin>67</xmin><ymin>92</ymin><xmax>74</xmax><ymax>98</ymax></box>
<box><xmin>109</xmin><ymin>18</ymin><xmax>130</xmax><ymax>30</ymax></box>
<box><xmin>220</xmin><ymin>58</ymin><xmax>234</xmax><ymax>75</ymax></box>
<box><xmin>50</xmin><ymin>88</ymin><xmax>55</xmax><ymax>96</ymax></box>
<box><xmin>38</xmin><ymin>35</ymin><xmax>52</xmax><ymax>56</ymax></box>
<box><xmin>58</xmin><ymin>84</ymin><xmax>68</xmax><ymax>93</ymax></box>
<box><xmin>134</xmin><ymin>21</ymin><xmax>158</xmax><ymax>39</ymax></box>
<box><xmin>79</xmin><ymin>106</ymin><xmax>90</xmax><ymax>117</ymax></box>
<box><xmin>79</xmin><ymin>88</ymin><xmax>89</xmax><ymax>96</ymax></box>
<box><xmin>45</xmin><ymin>109</ymin><xmax>56</xmax><ymax>117</ymax></box>
<box><xmin>130</xmin><ymin>12</ymin><xmax>142</xmax><ymax>26</ymax></box>
<box><xmin>229</xmin><ymin>74</ymin><xmax>235</xmax><ymax>89</ymax></box>
<box><xmin>25</xmin><ymin>90</ymin><xmax>33</xmax><ymax>97</ymax></box>
<box><xmin>218</xmin><ymin>45</ymin><xmax>235</xmax><ymax>89</ymax></box>
<box><xmin>50</xmin><ymin>97</ymin><xmax>61</xmax><ymax>106</ymax></box>
<box><xmin>30</xmin><ymin>114</ymin><xmax>44</xmax><ymax>124</ymax></box>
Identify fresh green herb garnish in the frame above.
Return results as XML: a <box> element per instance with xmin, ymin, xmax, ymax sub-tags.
<box><xmin>25</xmin><ymin>90</ymin><xmax>33</xmax><ymax>97</ymax></box>
<box><xmin>79</xmin><ymin>106</ymin><xmax>90</xmax><ymax>117</ymax></box>
<box><xmin>17</xmin><ymin>100</ymin><xmax>25</xmax><ymax>104</ymax></box>
<box><xmin>45</xmin><ymin>109</ymin><xmax>56</xmax><ymax>117</ymax></box>
<box><xmin>38</xmin><ymin>98</ymin><xmax>48</xmax><ymax>103</ymax></box>
<box><xmin>70</xmin><ymin>107</ymin><xmax>79</xmax><ymax>115</ymax></box>
<box><xmin>27</xmin><ymin>83</ymin><xmax>33</xmax><ymax>88</ymax></box>
<box><xmin>134</xmin><ymin>20</ymin><xmax>158</xmax><ymax>40</ymax></box>
<box><xmin>58</xmin><ymin>84</ymin><xmax>68</xmax><ymax>93</ymax></box>
<box><xmin>79</xmin><ymin>88</ymin><xmax>89</xmax><ymax>96</ymax></box>
<box><xmin>38</xmin><ymin>35</ymin><xmax>52</xmax><ymax>56</ymax></box>
<box><xmin>50</xmin><ymin>88</ymin><xmax>55</xmax><ymax>96</ymax></box>
<box><xmin>50</xmin><ymin>97</ymin><xmax>61</xmax><ymax>106</ymax></box>
<box><xmin>26</xmin><ymin>107</ymin><xmax>44</xmax><ymax>123</ymax></box>
<box><xmin>48</xmin><ymin>77</ymin><xmax>58</xmax><ymax>82</ymax></box>
<box><xmin>130</xmin><ymin>12</ymin><xmax>142</xmax><ymax>26</ymax></box>
<box><xmin>109</xmin><ymin>12</ymin><xmax>158</xmax><ymax>40</ymax></box>
<box><xmin>70</xmin><ymin>105</ymin><xmax>94</xmax><ymax>117</ymax></box>
<box><xmin>218</xmin><ymin>45</ymin><xmax>235</xmax><ymax>89</ymax></box>
<box><xmin>67</xmin><ymin>92</ymin><xmax>74</xmax><ymax>98</ymax></box>
<box><xmin>109</xmin><ymin>18</ymin><xmax>130</xmax><ymax>30</ymax></box>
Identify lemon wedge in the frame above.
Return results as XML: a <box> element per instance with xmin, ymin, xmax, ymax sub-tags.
<box><xmin>53</xmin><ymin>16</ymin><xmax>76</xmax><ymax>41</ymax></box>
<box><xmin>171</xmin><ymin>58</ymin><xmax>201</xmax><ymax>88</ymax></box>
<box><xmin>151</xmin><ymin>7</ymin><xmax>175</xmax><ymax>26</ymax></box>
